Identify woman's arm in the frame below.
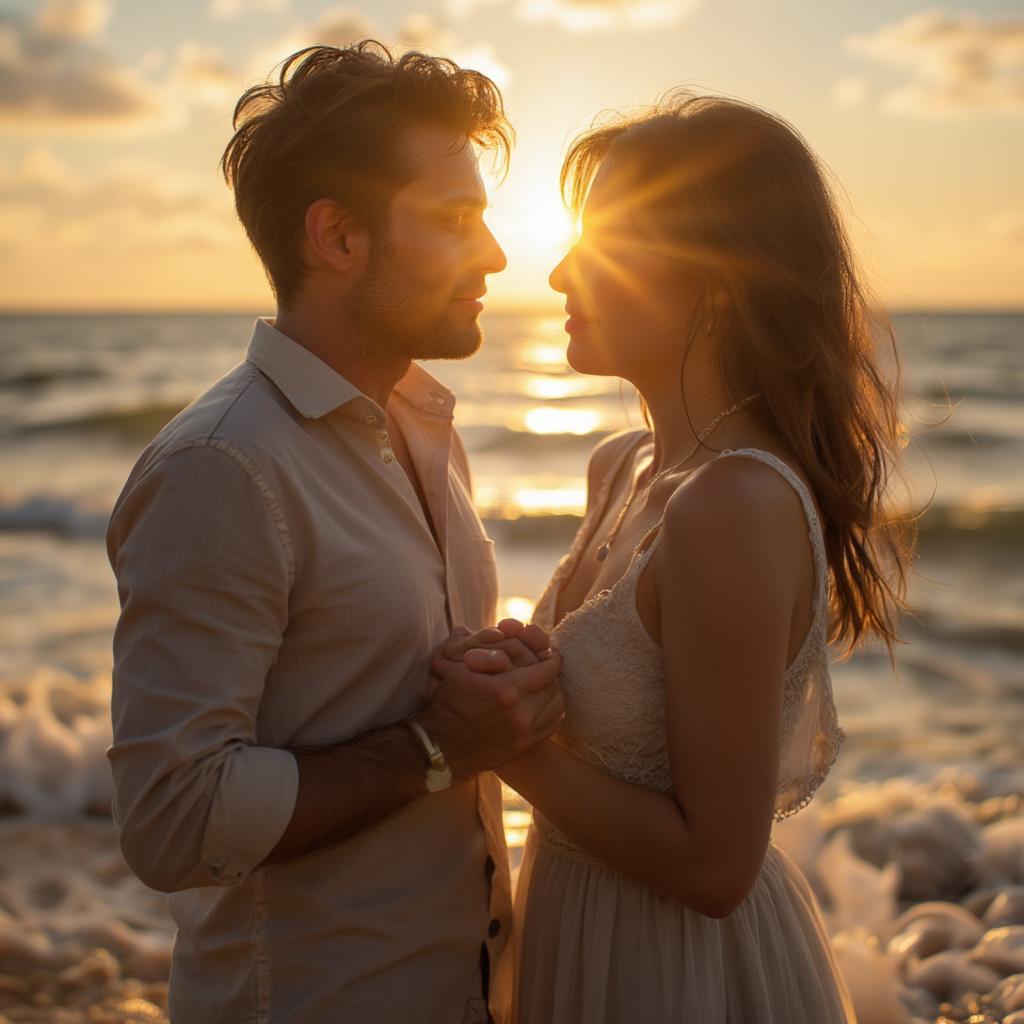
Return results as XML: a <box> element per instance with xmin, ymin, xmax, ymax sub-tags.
<box><xmin>495</xmin><ymin>457</ymin><xmax>810</xmax><ymax>918</ymax></box>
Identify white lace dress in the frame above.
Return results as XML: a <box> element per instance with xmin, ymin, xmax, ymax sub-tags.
<box><xmin>509</xmin><ymin>439</ymin><xmax>856</xmax><ymax>1023</ymax></box>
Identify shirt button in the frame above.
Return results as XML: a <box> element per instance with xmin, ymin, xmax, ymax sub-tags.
<box><xmin>380</xmin><ymin>447</ymin><xmax>395</xmax><ymax>464</ymax></box>
<box><xmin>377</xmin><ymin>430</ymin><xmax>390</xmax><ymax>444</ymax></box>
<box><xmin>363</xmin><ymin>413</ymin><xmax>381</xmax><ymax>426</ymax></box>
<box><xmin>488</xmin><ymin>918</ymin><xmax>501</xmax><ymax>938</ymax></box>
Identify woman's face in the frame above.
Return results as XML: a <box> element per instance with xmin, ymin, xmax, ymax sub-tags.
<box><xmin>548</xmin><ymin>155</ymin><xmax>706</xmax><ymax>385</ymax></box>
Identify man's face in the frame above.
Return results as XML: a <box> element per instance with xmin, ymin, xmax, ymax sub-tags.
<box><xmin>348</xmin><ymin>123</ymin><xmax>507</xmax><ymax>362</ymax></box>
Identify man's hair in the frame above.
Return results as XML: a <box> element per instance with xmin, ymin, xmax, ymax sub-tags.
<box><xmin>221</xmin><ymin>40</ymin><xmax>513</xmax><ymax>307</ymax></box>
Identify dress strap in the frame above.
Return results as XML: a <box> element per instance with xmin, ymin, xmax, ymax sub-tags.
<box><xmin>627</xmin><ymin>447</ymin><xmax>828</xmax><ymax>620</ymax></box>
<box><xmin>714</xmin><ymin>448</ymin><xmax>829</xmax><ymax>619</ymax></box>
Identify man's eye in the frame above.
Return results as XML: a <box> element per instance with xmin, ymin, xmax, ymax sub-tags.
<box><xmin>444</xmin><ymin>213</ymin><xmax>474</xmax><ymax>230</ymax></box>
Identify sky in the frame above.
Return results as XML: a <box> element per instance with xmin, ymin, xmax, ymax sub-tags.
<box><xmin>0</xmin><ymin>0</ymin><xmax>1021</xmax><ymax>311</ymax></box>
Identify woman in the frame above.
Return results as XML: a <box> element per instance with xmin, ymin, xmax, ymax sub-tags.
<box><xmin>438</xmin><ymin>91</ymin><xmax>913</xmax><ymax>1022</ymax></box>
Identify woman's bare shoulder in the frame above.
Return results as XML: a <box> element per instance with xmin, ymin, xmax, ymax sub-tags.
<box><xmin>658</xmin><ymin>451</ymin><xmax>811</xmax><ymax>570</ymax></box>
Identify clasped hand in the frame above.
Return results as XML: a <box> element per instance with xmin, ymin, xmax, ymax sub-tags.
<box><xmin>413</xmin><ymin>619</ymin><xmax>564</xmax><ymax>780</ymax></box>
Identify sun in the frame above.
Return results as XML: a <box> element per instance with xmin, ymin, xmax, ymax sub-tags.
<box><xmin>486</xmin><ymin>169</ymin><xmax>578</xmax><ymax>261</ymax></box>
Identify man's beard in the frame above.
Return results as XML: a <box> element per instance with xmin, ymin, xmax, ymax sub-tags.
<box><xmin>347</xmin><ymin>236</ymin><xmax>482</xmax><ymax>365</ymax></box>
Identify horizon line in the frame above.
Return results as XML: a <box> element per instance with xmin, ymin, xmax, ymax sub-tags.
<box><xmin>1</xmin><ymin>303</ymin><xmax>1023</xmax><ymax>317</ymax></box>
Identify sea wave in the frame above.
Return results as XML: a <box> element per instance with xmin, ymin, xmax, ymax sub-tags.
<box><xmin>0</xmin><ymin>364</ymin><xmax>106</xmax><ymax>388</ymax></box>
<box><xmin>0</xmin><ymin>495</ymin><xmax>109</xmax><ymax>539</ymax></box>
<box><xmin>483</xmin><ymin>501</ymin><xmax>1024</xmax><ymax>546</ymax></box>
<box><xmin>2</xmin><ymin>490</ymin><xmax>1023</xmax><ymax>549</ymax></box>
<box><xmin>19</xmin><ymin>401</ymin><xmax>186</xmax><ymax>442</ymax></box>
<box><xmin>0</xmin><ymin>668</ymin><xmax>113</xmax><ymax>818</ymax></box>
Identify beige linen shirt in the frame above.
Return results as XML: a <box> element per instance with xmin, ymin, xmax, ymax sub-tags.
<box><xmin>106</xmin><ymin>318</ymin><xmax>512</xmax><ymax>1024</ymax></box>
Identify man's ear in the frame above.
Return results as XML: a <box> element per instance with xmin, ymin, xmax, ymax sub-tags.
<box><xmin>303</xmin><ymin>199</ymin><xmax>370</xmax><ymax>274</ymax></box>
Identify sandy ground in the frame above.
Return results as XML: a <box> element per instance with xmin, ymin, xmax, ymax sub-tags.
<box><xmin>0</xmin><ymin>820</ymin><xmax>169</xmax><ymax>1024</ymax></box>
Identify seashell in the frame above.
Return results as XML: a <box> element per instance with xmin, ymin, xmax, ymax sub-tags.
<box><xmin>824</xmin><ymin>788</ymin><xmax>981</xmax><ymax>900</ymax></box>
<box><xmin>888</xmin><ymin>901</ymin><xmax>985</xmax><ymax>951</ymax></box>
<box><xmin>974</xmin><ymin>816</ymin><xmax>1024</xmax><ymax>888</ymax></box>
<box><xmin>889</xmin><ymin>922</ymin><xmax>955</xmax><ymax>967</ymax></box>
<box><xmin>964</xmin><ymin>887</ymin><xmax>1004</xmax><ymax>919</ymax></box>
<box><xmin>888</xmin><ymin>805</ymin><xmax>981</xmax><ymax>900</ymax></box>
<box><xmin>969</xmin><ymin>925</ymin><xmax>1024</xmax><ymax>976</ymax></box>
<box><xmin>898</xmin><ymin>984</ymin><xmax>940</xmax><ymax>1019</ymax></box>
<box><xmin>904</xmin><ymin>949</ymin><xmax>1002</xmax><ymax>1003</ymax></box>
<box><xmin>983</xmin><ymin>887</ymin><xmax>1024</xmax><ymax>928</ymax></box>
<box><xmin>987</xmin><ymin>973</ymin><xmax>1024</xmax><ymax>1014</ymax></box>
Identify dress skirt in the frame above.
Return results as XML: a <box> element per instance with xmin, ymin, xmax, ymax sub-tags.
<box><xmin>511</xmin><ymin>825</ymin><xmax>858</xmax><ymax>1023</ymax></box>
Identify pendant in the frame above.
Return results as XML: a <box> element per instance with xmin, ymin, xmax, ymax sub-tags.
<box><xmin>595</xmin><ymin>543</ymin><xmax>609</xmax><ymax>562</ymax></box>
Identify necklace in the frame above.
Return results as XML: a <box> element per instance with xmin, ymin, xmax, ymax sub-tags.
<box><xmin>595</xmin><ymin>392</ymin><xmax>760</xmax><ymax>562</ymax></box>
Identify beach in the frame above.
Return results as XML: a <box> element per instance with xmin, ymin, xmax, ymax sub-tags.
<box><xmin>1</xmin><ymin>309</ymin><xmax>1022</xmax><ymax>1023</ymax></box>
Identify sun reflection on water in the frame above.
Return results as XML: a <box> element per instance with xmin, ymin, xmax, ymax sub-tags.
<box><xmin>520</xmin><ymin>341</ymin><xmax>567</xmax><ymax>369</ymax></box>
<box><xmin>524</xmin><ymin>407</ymin><xmax>602</xmax><ymax>435</ymax></box>
<box><xmin>513</xmin><ymin>485</ymin><xmax>586</xmax><ymax>514</ymax></box>
<box><xmin>503</xmin><ymin>808</ymin><xmax>533</xmax><ymax>849</ymax></box>
<box><xmin>500</xmin><ymin>596</ymin><xmax>537</xmax><ymax>623</ymax></box>
<box><xmin>521</xmin><ymin>375</ymin><xmax>591</xmax><ymax>400</ymax></box>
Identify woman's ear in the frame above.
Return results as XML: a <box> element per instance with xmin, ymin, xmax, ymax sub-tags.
<box><xmin>701</xmin><ymin>280</ymin><xmax>733</xmax><ymax>336</ymax></box>
<box><xmin>303</xmin><ymin>199</ymin><xmax>370</xmax><ymax>275</ymax></box>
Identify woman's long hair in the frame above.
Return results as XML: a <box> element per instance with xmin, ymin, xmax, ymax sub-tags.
<box><xmin>562</xmin><ymin>90</ymin><xmax>915</xmax><ymax>660</ymax></box>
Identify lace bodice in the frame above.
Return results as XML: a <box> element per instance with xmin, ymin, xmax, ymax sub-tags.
<box><xmin>530</xmin><ymin>435</ymin><xmax>846</xmax><ymax>854</ymax></box>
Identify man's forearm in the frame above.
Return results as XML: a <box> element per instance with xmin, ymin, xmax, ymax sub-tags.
<box><xmin>259</xmin><ymin>721</ymin><xmax>430</xmax><ymax>867</ymax></box>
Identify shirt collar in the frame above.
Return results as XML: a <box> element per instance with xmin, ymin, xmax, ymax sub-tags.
<box><xmin>244</xmin><ymin>318</ymin><xmax>455</xmax><ymax>423</ymax></box>
<box><xmin>393</xmin><ymin>359</ymin><xmax>455</xmax><ymax>420</ymax></box>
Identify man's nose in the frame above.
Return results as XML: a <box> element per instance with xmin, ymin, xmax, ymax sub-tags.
<box><xmin>476</xmin><ymin>223</ymin><xmax>507</xmax><ymax>276</ymax></box>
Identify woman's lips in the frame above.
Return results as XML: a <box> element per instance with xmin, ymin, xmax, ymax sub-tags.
<box><xmin>565</xmin><ymin>316</ymin><xmax>595</xmax><ymax>332</ymax></box>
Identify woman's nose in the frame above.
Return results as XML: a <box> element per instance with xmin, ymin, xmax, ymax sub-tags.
<box><xmin>548</xmin><ymin>251</ymin><xmax>570</xmax><ymax>294</ymax></box>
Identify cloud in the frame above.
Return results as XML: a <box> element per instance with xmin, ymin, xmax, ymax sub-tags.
<box><xmin>0</xmin><ymin>2</ymin><xmax>165</xmax><ymax>130</ymax></box>
<box><xmin>171</xmin><ymin>41</ymin><xmax>240</xmax><ymax>108</ymax></box>
<box><xmin>249</xmin><ymin>7</ymin><xmax>511</xmax><ymax>89</ymax></box>
<box><xmin>34</xmin><ymin>0</ymin><xmax>111</xmax><ymax>39</ymax></box>
<box><xmin>209</xmin><ymin>0</ymin><xmax>288</xmax><ymax>18</ymax></box>
<box><xmin>831</xmin><ymin>75</ymin><xmax>870</xmax><ymax>109</ymax></box>
<box><xmin>845</xmin><ymin>10</ymin><xmax>1024</xmax><ymax>117</ymax></box>
<box><xmin>0</xmin><ymin>149</ymin><xmax>236</xmax><ymax>252</ymax></box>
<box><xmin>446</xmin><ymin>0</ymin><xmax>699</xmax><ymax>33</ymax></box>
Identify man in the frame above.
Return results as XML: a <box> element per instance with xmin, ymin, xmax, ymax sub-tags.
<box><xmin>106</xmin><ymin>41</ymin><xmax>562</xmax><ymax>1024</ymax></box>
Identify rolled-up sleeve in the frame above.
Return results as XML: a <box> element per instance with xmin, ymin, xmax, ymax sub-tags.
<box><xmin>106</xmin><ymin>438</ymin><xmax>299</xmax><ymax>893</ymax></box>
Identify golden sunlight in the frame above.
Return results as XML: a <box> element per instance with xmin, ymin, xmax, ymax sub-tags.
<box><xmin>521</xmin><ymin>374</ymin><xmax>597</xmax><ymax>400</ymax></box>
<box><xmin>502</xmin><ymin>808</ymin><xmax>534</xmax><ymax>849</ymax></box>
<box><xmin>512</xmin><ymin>179</ymin><xmax>577</xmax><ymax>254</ymax></box>
<box><xmin>487</xmin><ymin>169</ymin><xmax>577</xmax><ymax>253</ymax></box>
<box><xmin>512</xmin><ymin>486</ymin><xmax>586</xmax><ymax>515</ymax></box>
<box><xmin>520</xmin><ymin>341</ymin><xmax>568</xmax><ymax>369</ymax></box>
<box><xmin>524</xmin><ymin>407</ymin><xmax>602</xmax><ymax>435</ymax></box>
<box><xmin>500</xmin><ymin>596</ymin><xmax>537</xmax><ymax>623</ymax></box>
<box><xmin>472</xmin><ymin>480</ymin><xmax>586</xmax><ymax>518</ymax></box>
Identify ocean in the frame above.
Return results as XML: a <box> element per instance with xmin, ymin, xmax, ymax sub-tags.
<box><xmin>0</xmin><ymin>310</ymin><xmax>1022</xmax><ymax>1023</ymax></box>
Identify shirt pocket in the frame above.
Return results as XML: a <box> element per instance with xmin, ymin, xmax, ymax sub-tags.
<box><xmin>449</xmin><ymin>533</ymin><xmax>499</xmax><ymax>630</ymax></box>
